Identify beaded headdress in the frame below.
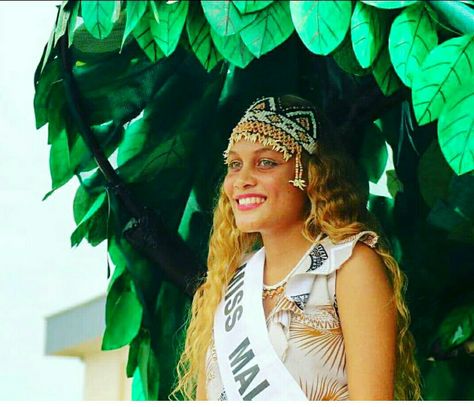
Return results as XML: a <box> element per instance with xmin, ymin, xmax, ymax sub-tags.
<box><xmin>223</xmin><ymin>96</ymin><xmax>319</xmax><ymax>190</ymax></box>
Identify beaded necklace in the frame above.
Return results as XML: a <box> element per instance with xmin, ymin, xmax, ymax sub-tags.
<box><xmin>262</xmin><ymin>266</ymin><xmax>299</xmax><ymax>299</ymax></box>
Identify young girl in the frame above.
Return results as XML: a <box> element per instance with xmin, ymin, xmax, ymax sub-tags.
<box><xmin>171</xmin><ymin>95</ymin><xmax>421</xmax><ymax>400</ymax></box>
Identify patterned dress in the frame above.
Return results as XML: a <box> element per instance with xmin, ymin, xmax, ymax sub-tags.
<box><xmin>205</xmin><ymin>230</ymin><xmax>380</xmax><ymax>401</ymax></box>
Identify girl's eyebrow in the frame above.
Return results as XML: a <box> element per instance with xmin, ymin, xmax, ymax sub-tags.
<box><xmin>227</xmin><ymin>147</ymin><xmax>278</xmax><ymax>155</ymax></box>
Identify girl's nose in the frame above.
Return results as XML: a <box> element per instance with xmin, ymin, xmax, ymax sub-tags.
<box><xmin>234</xmin><ymin>165</ymin><xmax>256</xmax><ymax>189</ymax></box>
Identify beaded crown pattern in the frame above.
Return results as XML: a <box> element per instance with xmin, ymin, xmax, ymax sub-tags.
<box><xmin>223</xmin><ymin>96</ymin><xmax>319</xmax><ymax>190</ymax></box>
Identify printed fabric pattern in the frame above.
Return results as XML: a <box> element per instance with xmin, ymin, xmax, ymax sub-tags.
<box><xmin>205</xmin><ymin>230</ymin><xmax>379</xmax><ymax>401</ymax></box>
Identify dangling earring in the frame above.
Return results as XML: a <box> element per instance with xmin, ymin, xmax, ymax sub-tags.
<box><xmin>289</xmin><ymin>146</ymin><xmax>306</xmax><ymax>190</ymax></box>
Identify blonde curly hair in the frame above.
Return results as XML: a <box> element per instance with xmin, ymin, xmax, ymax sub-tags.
<box><xmin>169</xmin><ymin>96</ymin><xmax>422</xmax><ymax>401</ymax></box>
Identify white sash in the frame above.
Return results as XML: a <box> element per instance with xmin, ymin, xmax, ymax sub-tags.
<box><xmin>213</xmin><ymin>247</ymin><xmax>308</xmax><ymax>401</ymax></box>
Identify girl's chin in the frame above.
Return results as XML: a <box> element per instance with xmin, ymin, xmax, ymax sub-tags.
<box><xmin>235</xmin><ymin>222</ymin><xmax>262</xmax><ymax>234</ymax></box>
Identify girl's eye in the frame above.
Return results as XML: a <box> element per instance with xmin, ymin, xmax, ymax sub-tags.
<box><xmin>259</xmin><ymin>158</ymin><xmax>277</xmax><ymax>168</ymax></box>
<box><xmin>227</xmin><ymin>160</ymin><xmax>242</xmax><ymax>170</ymax></box>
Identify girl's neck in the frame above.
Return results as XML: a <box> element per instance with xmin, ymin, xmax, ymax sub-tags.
<box><xmin>261</xmin><ymin>223</ymin><xmax>314</xmax><ymax>286</ymax></box>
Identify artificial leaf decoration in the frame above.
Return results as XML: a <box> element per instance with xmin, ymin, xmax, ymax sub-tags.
<box><xmin>351</xmin><ymin>1</ymin><xmax>386</xmax><ymax>69</ymax></box>
<box><xmin>126</xmin><ymin>332</ymin><xmax>142</xmax><ymax>379</ymax></box>
<box><xmin>133</xmin><ymin>10</ymin><xmax>165</xmax><ymax>63</ymax></box>
<box><xmin>448</xmin><ymin>174</ymin><xmax>474</xmax><ymax>221</ymax></box>
<box><xmin>233</xmin><ymin>0</ymin><xmax>273</xmax><ymax>14</ymax></box>
<box><xmin>412</xmin><ymin>34</ymin><xmax>474</xmax><ymax>126</ymax></box>
<box><xmin>150</xmin><ymin>0</ymin><xmax>189</xmax><ymax>56</ymax></box>
<box><xmin>361</xmin><ymin>1</ymin><xmax>419</xmax><ymax>9</ymax></box>
<box><xmin>133</xmin><ymin>332</ymin><xmax>152</xmax><ymax>400</ymax></box>
<box><xmin>386</xmin><ymin>169</ymin><xmax>404</xmax><ymax>199</ymax></box>
<box><xmin>210</xmin><ymin>28</ymin><xmax>254</xmax><ymax>68</ymax></box>
<box><xmin>152</xmin><ymin>281</ymin><xmax>190</xmax><ymax>400</ymax></box>
<box><xmin>81</xmin><ymin>0</ymin><xmax>117</xmax><ymax>40</ymax></box>
<box><xmin>34</xmin><ymin>59</ymin><xmax>62</xmax><ymax>129</ymax></box>
<box><xmin>418</xmin><ymin>139</ymin><xmax>454</xmax><ymax>207</ymax></box>
<box><xmin>435</xmin><ymin>304</ymin><xmax>474</xmax><ymax>352</ymax></box>
<box><xmin>41</xmin><ymin>25</ymin><xmax>56</xmax><ymax>75</ymax></box>
<box><xmin>122</xmin><ymin>1</ymin><xmax>148</xmax><ymax>48</ymax></box>
<box><xmin>70</xmin><ymin>190</ymin><xmax>108</xmax><ymax>247</ymax></box>
<box><xmin>438</xmin><ymin>81</ymin><xmax>474</xmax><ymax>176</ymax></box>
<box><xmin>239</xmin><ymin>0</ymin><xmax>294</xmax><ymax>58</ymax></box>
<box><xmin>201</xmin><ymin>0</ymin><xmax>257</xmax><ymax>37</ymax></box>
<box><xmin>389</xmin><ymin>3</ymin><xmax>437</xmax><ymax>87</ymax></box>
<box><xmin>186</xmin><ymin>3</ymin><xmax>223</xmax><ymax>72</ymax></box>
<box><xmin>332</xmin><ymin>36</ymin><xmax>371</xmax><ymax>76</ymax></box>
<box><xmin>102</xmin><ymin>273</ymin><xmax>144</xmax><ymax>351</ymax></box>
<box><xmin>373</xmin><ymin>46</ymin><xmax>402</xmax><ymax>96</ymax></box>
<box><xmin>290</xmin><ymin>0</ymin><xmax>352</xmax><ymax>56</ymax></box>
<box><xmin>68</xmin><ymin>1</ymin><xmax>80</xmax><ymax>47</ymax></box>
<box><xmin>358</xmin><ymin>122</ymin><xmax>389</xmax><ymax>183</ymax></box>
<box><xmin>48</xmin><ymin>117</ymin><xmax>72</xmax><ymax>190</ymax></box>
<box><xmin>54</xmin><ymin>1</ymin><xmax>71</xmax><ymax>47</ymax></box>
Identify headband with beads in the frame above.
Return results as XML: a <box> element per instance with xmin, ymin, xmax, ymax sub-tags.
<box><xmin>223</xmin><ymin>96</ymin><xmax>319</xmax><ymax>190</ymax></box>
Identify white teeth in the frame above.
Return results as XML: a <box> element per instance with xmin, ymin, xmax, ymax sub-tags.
<box><xmin>238</xmin><ymin>197</ymin><xmax>266</xmax><ymax>205</ymax></box>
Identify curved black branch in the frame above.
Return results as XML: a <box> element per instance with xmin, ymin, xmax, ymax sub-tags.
<box><xmin>58</xmin><ymin>34</ymin><xmax>204</xmax><ymax>298</ymax></box>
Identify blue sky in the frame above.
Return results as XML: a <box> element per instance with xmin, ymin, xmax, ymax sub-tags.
<box><xmin>0</xmin><ymin>2</ymin><xmax>107</xmax><ymax>400</ymax></box>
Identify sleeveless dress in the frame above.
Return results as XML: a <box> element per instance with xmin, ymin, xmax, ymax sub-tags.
<box><xmin>205</xmin><ymin>230</ymin><xmax>380</xmax><ymax>401</ymax></box>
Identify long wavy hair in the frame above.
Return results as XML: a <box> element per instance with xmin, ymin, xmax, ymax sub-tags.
<box><xmin>170</xmin><ymin>95</ymin><xmax>422</xmax><ymax>401</ymax></box>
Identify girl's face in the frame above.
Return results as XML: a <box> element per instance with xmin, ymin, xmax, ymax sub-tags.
<box><xmin>223</xmin><ymin>140</ymin><xmax>308</xmax><ymax>236</ymax></box>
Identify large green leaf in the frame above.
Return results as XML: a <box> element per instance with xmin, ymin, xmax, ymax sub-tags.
<box><xmin>70</xmin><ymin>190</ymin><xmax>108</xmax><ymax>247</ymax></box>
<box><xmin>358</xmin><ymin>122</ymin><xmax>389</xmax><ymax>183</ymax></box>
<box><xmin>290</xmin><ymin>0</ymin><xmax>352</xmax><ymax>56</ymax></box>
<box><xmin>361</xmin><ymin>1</ymin><xmax>419</xmax><ymax>9</ymax></box>
<box><xmin>186</xmin><ymin>2</ymin><xmax>223</xmax><ymax>72</ymax></box>
<box><xmin>126</xmin><ymin>330</ymin><xmax>142</xmax><ymax>379</ymax></box>
<box><xmin>351</xmin><ymin>1</ymin><xmax>386</xmax><ymax>69</ymax></box>
<box><xmin>412</xmin><ymin>34</ymin><xmax>474</xmax><ymax>126</ymax></box>
<box><xmin>373</xmin><ymin>46</ymin><xmax>402</xmax><ymax>96</ymax></box>
<box><xmin>152</xmin><ymin>281</ymin><xmax>190</xmax><ymax>400</ymax></box>
<box><xmin>211</xmin><ymin>28</ymin><xmax>254</xmax><ymax>68</ymax></box>
<box><xmin>201</xmin><ymin>0</ymin><xmax>257</xmax><ymax>36</ymax></box>
<box><xmin>81</xmin><ymin>0</ymin><xmax>118</xmax><ymax>40</ymax></box>
<box><xmin>48</xmin><ymin>112</ymin><xmax>72</xmax><ymax>191</ymax></box>
<box><xmin>102</xmin><ymin>273</ymin><xmax>144</xmax><ymax>351</ymax></box>
<box><xmin>418</xmin><ymin>139</ymin><xmax>454</xmax><ymax>207</ymax></box>
<box><xmin>427</xmin><ymin>198</ymin><xmax>467</xmax><ymax>232</ymax></box>
<box><xmin>386</xmin><ymin>169</ymin><xmax>404</xmax><ymax>199</ymax></box>
<box><xmin>177</xmin><ymin>188</ymin><xmax>201</xmax><ymax>243</ymax></box>
<box><xmin>239</xmin><ymin>0</ymin><xmax>294</xmax><ymax>58</ymax></box>
<box><xmin>73</xmin><ymin>50</ymin><xmax>172</xmax><ymax>126</ymax></box>
<box><xmin>131</xmin><ymin>365</ymin><xmax>146</xmax><ymax>400</ymax></box>
<box><xmin>233</xmin><ymin>0</ymin><xmax>273</xmax><ymax>14</ymax></box>
<box><xmin>117</xmin><ymin>118</ymin><xmax>150</xmax><ymax>168</ymax></box>
<box><xmin>122</xmin><ymin>0</ymin><xmax>148</xmax><ymax>48</ymax></box>
<box><xmin>54</xmin><ymin>1</ymin><xmax>72</xmax><ymax>47</ymax></box>
<box><xmin>436</xmin><ymin>304</ymin><xmax>474</xmax><ymax>351</ymax></box>
<box><xmin>389</xmin><ymin>3</ymin><xmax>437</xmax><ymax>87</ymax></box>
<box><xmin>149</xmin><ymin>0</ymin><xmax>189</xmax><ymax>56</ymax></box>
<box><xmin>40</xmin><ymin>22</ymin><xmax>56</xmax><ymax>75</ymax></box>
<box><xmin>34</xmin><ymin>59</ymin><xmax>63</xmax><ymax>129</ymax></box>
<box><xmin>46</xmin><ymin>105</ymin><xmax>122</xmax><ymax>197</ymax></box>
<box><xmin>68</xmin><ymin>1</ymin><xmax>80</xmax><ymax>47</ymax></box>
<box><xmin>118</xmin><ymin>129</ymin><xmax>189</xmax><ymax>183</ymax></box>
<box><xmin>133</xmin><ymin>9</ymin><xmax>165</xmax><ymax>63</ymax></box>
<box><xmin>438</xmin><ymin>82</ymin><xmax>474</xmax><ymax>175</ymax></box>
<box><xmin>133</xmin><ymin>331</ymin><xmax>160</xmax><ymax>400</ymax></box>
<box><xmin>332</xmin><ymin>36</ymin><xmax>371</xmax><ymax>76</ymax></box>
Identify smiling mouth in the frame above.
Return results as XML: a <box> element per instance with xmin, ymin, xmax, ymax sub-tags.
<box><xmin>236</xmin><ymin>197</ymin><xmax>266</xmax><ymax>211</ymax></box>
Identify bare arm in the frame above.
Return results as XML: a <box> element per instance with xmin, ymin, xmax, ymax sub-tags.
<box><xmin>336</xmin><ymin>242</ymin><xmax>397</xmax><ymax>400</ymax></box>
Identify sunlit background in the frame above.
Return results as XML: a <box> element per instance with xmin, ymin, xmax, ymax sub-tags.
<box><xmin>0</xmin><ymin>2</ymin><xmax>108</xmax><ymax>400</ymax></box>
